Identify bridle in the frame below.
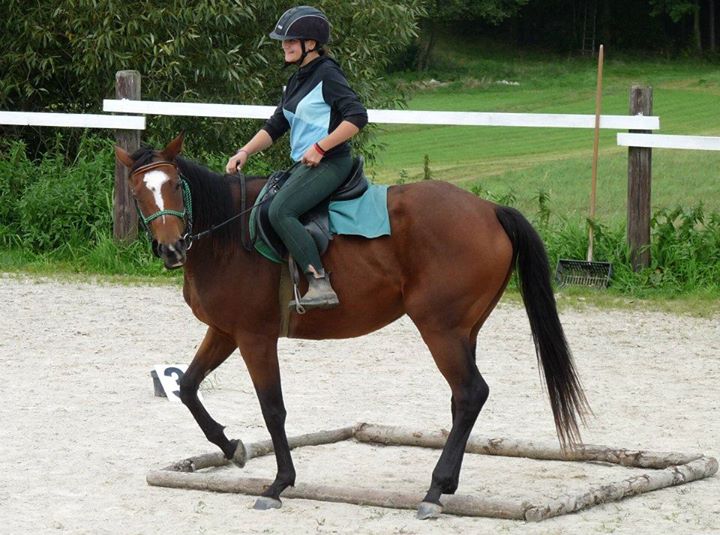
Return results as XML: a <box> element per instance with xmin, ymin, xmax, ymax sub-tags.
<box><xmin>131</xmin><ymin>159</ymin><xmax>263</xmax><ymax>256</ymax></box>
<box><xmin>131</xmin><ymin>161</ymin><xmax>193</xmax><ymax>255</ymax></box>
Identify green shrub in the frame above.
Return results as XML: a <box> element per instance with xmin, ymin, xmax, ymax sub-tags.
<box><xmin>15</xmin><ymin>136</ymin><xmax>113</xmax><ymax>250</ymax></box>
<box><xmin>530</xmin><ymin>195</ymin><xmax>720</xmax><ymax>295</ymax></box>
<box><xmin>0</xmin><ymin>139</ymin><xmax>36</xmax><ymax>246</ymax></box>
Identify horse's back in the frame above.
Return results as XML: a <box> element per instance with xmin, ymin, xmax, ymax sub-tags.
<box><xmin>294</xmin><ymin>180</ymin><xmax>515</xmax><ymax>339</ymax></box>
<box><xmin>382</xmin><ymin>181</ymin><xmax>514</xmax><ymax>327</ymax></box>
<box><xmin>386</xmin><ymin>180</ymin><xmax>513</xmax><ymax>268</ymax></box>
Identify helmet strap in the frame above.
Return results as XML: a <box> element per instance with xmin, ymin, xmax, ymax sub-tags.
<box><xmin>284</xmin><ymin>40</ymin><xmax>322</xmax><ymax>68</ymax></box>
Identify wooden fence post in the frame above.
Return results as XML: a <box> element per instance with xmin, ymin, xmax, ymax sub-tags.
<box><xmin>113</xmin><ymin>70</ymin><xmax>141</xmax><ymax>242</ymax></box>
<box><xmin>627</xmin><ymin>86</ymin><xmax>653</xmax><ymax>271</ymax></box>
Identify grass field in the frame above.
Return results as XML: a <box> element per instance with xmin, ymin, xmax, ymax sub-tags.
<box><xmin>368</xmin><ymin>38</ymin><xmax>720</xmax><ymax>225</ymax></box>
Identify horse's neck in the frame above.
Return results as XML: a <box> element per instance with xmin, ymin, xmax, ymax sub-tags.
<box><xmin>184</xmin><ymin>174</ymin><xmax>267</xmax><ymax>276</ymax></box>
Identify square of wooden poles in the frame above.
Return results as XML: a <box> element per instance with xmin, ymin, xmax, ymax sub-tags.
<box><xmin>146</xmin><ymin>423</ymin><xmax>717</xmax><ymax>521</ymax></box>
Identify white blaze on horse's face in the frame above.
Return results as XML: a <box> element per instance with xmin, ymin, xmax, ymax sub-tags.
<box><xmin>144</xmin><ymin>169</ymin><xmax>171</xmax><ymax>220</ymax></box>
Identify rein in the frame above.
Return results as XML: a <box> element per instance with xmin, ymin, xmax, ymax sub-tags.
<box><xmin>189</xmin><ymin>173</ymin><xmax>261</xmax><ymax>252</ymax></box>
<box><xmin>132</xmin><ymin>160</ymin><xmax>266</xmax><ymax>253</ymax></box>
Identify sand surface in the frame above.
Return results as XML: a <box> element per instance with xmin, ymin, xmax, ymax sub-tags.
<box><xmin>1</xmin><ymin>276</ymin><xmax>718</xmax><ymax>534</ymax></box>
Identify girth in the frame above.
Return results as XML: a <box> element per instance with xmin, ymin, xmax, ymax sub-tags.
<box><xmin>253</xmin><ymin>156</ymin><xmax>368</xmax><ymax>262</ymax></box>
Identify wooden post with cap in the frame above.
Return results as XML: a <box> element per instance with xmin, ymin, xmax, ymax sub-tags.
<box><xmin>113</xmin><ymin>70</ymin><xmax>141</xmax><ymax>242</ymax></box>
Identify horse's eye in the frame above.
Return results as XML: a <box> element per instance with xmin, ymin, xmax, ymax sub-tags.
<box><xmin>175</xmin><ymin>182</ymin><xmax>182</xmax><ymax>191</ymax></box>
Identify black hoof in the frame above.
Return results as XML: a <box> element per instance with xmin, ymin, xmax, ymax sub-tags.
<box><xmin>254</xmin><ymin>496</ymin><xmax>282</xmax><ymax>510</ymax></box>
<box><xmin>229</xmin><ymin>439</ymin><xmax>247</xmax><ymax>468</ymax></box>
<box><xmin>416</xmin><ymin>501</ymin><xmax>442</xmax><ymax>520</ymax></box>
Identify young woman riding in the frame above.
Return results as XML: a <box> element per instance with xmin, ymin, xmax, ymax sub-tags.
<box><xmin>225</xmin><ymin>5</ymin><xmax>368</xmax><ymax>310</ymax></box>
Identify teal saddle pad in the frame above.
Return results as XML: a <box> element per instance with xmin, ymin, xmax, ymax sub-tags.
<box><xmin>250</xmin><ymin>184</ymin><xmax>391</xmax><ymax>264</ymax></box>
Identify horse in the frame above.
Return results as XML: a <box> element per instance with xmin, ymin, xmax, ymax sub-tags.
<box><xmin>114</xmin><ymin>133</ymin><xmax>590</xmax><ymax>519</ymax></box>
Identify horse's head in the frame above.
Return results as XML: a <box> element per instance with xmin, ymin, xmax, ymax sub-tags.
<box><xmin>115</xmin><ymin>133</ymin><xmax>191</xmax><ymax>269</ymax></box>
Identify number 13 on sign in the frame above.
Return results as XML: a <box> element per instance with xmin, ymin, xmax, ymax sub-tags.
<box><xmin>152</xmin><ymin>365</ymin><xmax>203</xmax><ymax>403</ymax></box>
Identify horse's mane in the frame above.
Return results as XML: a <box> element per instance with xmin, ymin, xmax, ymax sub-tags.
<box><xmin>179</xmin><ymin>156</ymin><xmax>267</xmax><ymax>259</ymax></box>
<box><xmin>129</xmin><ymin>146</ymin><xmax>266</xmax><ymax>259</ymax></box>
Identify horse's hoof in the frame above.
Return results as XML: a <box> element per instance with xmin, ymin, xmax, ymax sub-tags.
<box><xmin>254</xmin><ymin>497</ymin><xmax>282</xmax><ymax>510</ymax></box>
<box><xmin>416</xmin><ymin>501</ymin><xmax>442</xmax><ymax>520</ymax></box>
<box><xmin>230</xmin><ymin>439</ymin><xmax>247</xmax><ymax>468</ymax></box>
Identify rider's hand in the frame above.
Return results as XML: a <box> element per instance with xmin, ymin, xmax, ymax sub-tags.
<box><xmin>301</xmin><ymin>145</ymin><xmax>324</xmax><ymax>167</ymax></box>
<box><xmin>225</xmin><ymin>149</ymin><xmax>248</xmax><ymax>174</ymax></box>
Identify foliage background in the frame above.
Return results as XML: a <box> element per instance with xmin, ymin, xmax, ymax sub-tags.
<box><xmin>0</xmin><ymin>0</ymin><xmax>425</xmax><ymax>165</ymax></box>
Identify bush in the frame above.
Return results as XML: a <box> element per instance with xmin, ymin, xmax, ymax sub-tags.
<box><xmin>532</xmin><ymin>201</ymin><xmax>720</xmax><ymax>295</ymax></box>
<box><xmin>0</xmin><ymin>139</ymin><xmax>35</xmax><ymax>246</ymax></box>
<box><xmin>468</xmin><ymin>186</ymin><xmax>720</xmax><ymax>295</ymax></box>
<box><xmin>2</xmin><ymin>137</ymin><xmax>114</xmax><ymax>250</ymax></box>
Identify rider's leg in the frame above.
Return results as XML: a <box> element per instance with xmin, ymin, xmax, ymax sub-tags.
<box><xmin>268</xmin><ymin>155</ymin><xmax>353</xmax><ymax>308</ymax></box>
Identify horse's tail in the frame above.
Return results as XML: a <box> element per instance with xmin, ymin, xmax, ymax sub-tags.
<box><xmin>494</xmin><ymin>205</ymin><xmax>590</xmax><ymax>449</ymax></box>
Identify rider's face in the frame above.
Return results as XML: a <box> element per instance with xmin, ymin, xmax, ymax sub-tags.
<box><xmin>282</xmin><ymin>39</ymin><xmax>318</xmax><ymax>64</ymax></box>
<box><xmin>282</xmin><ymin>39</ymin><xmax>302</xmax><ymax>63</ymax></box>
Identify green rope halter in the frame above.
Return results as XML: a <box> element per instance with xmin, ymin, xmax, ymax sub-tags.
<box><xmin>136</xmin><ymin>177</ymin><xmax>193</xmax><ymax>234</ymax></box>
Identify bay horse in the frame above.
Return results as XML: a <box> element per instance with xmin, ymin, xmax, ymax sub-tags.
<box><xmin>115</xmin><ymin>133</ymin><xmax>590</xmax><ymax>518</ymax></box>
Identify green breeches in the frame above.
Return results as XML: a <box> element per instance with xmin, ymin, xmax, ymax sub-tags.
<box><xmin>268</xmin><ymin>155</ymin><xmax>353</xmax><ymax>274</ymax></box>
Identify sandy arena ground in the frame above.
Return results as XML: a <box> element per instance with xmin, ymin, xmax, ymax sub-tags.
<box><xmin>0</xmin><ymin>276</ymin><xmax>718</xmax><ymax>534</ymax></box>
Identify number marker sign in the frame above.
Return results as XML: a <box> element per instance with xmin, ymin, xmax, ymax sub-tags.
<box><xmin>151</xmin><ymin>365</ymin><xmax>203</xmax><ymax>403</ymax></box>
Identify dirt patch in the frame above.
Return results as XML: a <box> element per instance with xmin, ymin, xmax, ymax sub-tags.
<box><xmin>1</xmin><ymin>276</ymin><xmax>718</xmax><ymax>534</ymax></box>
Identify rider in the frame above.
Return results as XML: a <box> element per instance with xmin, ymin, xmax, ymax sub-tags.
<box><xmin>226</xmin><ymin>5</ymin><xmax>368</xmax><ymax>310</ymax></box>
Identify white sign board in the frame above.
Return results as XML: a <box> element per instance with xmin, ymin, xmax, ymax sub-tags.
<box><xmin>152</xmin><ymin>364</ymin><xmax>203</xmax><ymax>403</ymax></box>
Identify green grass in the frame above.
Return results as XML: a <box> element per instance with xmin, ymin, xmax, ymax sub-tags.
<box><xmin>0</xmin><ymin>237</ymin><xmax>180</xmax><ymax>282</ymax></box>
<box><xmin>368</xmin><ymin>38</ymin><xmax>720</xmax><ymax>226</ymax></box>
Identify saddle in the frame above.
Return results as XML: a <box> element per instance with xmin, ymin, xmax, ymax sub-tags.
<box><xmin>253</xmin><ymin>156</ymin><xmax>369</xmax><ymax>262</ymax></box>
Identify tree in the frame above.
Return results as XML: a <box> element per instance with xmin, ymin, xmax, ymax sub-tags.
<box><xmin>415</xmin><ymin>0</ymin><xmax>529</xmax><ymax>70</ymax></box>
<box><xmin>711</xmin><ymin>0</ymin><xmax>717</xmax><ymax>52</ymax></box>
<box><xmin>650</xmin><ymin>0</ymin><xmax>704</xmax><ymax>52</ymax></box>
<box><xmin>0</xmin><ymin>0</ymin><xmax>425</xmax><ymax>164</ymax></box>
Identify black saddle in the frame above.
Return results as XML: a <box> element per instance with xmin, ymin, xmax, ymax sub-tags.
<box><xmin>253</xmin><ymin>156</ymin><xmax>368</xmax><ymax>262</ymax></box>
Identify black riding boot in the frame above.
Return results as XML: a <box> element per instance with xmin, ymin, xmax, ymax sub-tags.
<box><xmin>291</xmin><ymin>271</ymin><xmax>339</xmax><ymax>310</ymax></box>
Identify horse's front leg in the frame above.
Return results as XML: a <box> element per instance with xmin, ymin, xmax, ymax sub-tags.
<box><xmin>238</xmin><ymin>333</ymin><xmax>295</xmax><ymax>510</ymax></box>
<box><xmin>178</xmin><ymin>326</ymin><xmax>240</xmax><ymax>460</ymax></box>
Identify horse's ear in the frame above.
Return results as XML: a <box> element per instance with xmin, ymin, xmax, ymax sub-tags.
<box><xmin>115</xmin><ymin>146</ymin><xmax>135</xmax><ymax>168</ymax></box>
<box><xmin>162</xmin><ymin>132</ymin><xmax>184</xmax><ymax>161</ymax></box>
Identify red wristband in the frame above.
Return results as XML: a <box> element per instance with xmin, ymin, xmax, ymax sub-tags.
<box><xmin>314</xmin><ymin>143</ymin><xmax>326</xmax><ymax>156</ymax></box>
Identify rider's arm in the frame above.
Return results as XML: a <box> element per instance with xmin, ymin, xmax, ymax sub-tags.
<box><xmin>239</xmin><ymin>129</ymin><xmax>274</xmax><ymax>157</ymax></box>
<box><xmin>316</xmin><ymin>65</ymin><xmax>367</xmax><ymax>153</ymax></box>
<box><xmin>315</xmin><ymin>120</ymin><xmax>359</xmax><ymax>152</ymax></box>
<box><xmin>226</xmin><ymin>98</ymin><xmax>288</xmax><ymax>174</ymax></box>
<box><xmin>226</xmin><ymin>129</ymin><xmax>274</xmax><ymax>173</ymax></box>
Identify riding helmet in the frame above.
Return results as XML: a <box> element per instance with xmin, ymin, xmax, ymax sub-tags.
<box><xmin>269</xmin><ymin>6</ymin><xmax>331</xmax><ymax>44</ymax></box>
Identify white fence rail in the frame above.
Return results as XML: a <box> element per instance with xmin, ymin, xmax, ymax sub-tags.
<box><xmin>103</xmin><ymin>99</ymin><xmax>659</xmax><ymax>130</ymax></box>
<box><xmin>0</xmin><ymin>111</ymin><xmax>146</xmax><ymax>130</ymax></box>
<box><xmin>618</xmin><ymin>133</ymin><xmax>720</xmax><ymax>151</ymax></box>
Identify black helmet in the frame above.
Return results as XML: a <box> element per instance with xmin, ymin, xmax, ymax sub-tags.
<box><xmin>269</xmin><ymin>6</ymin><xmax>331</xmax><ymax>45</ymax></box>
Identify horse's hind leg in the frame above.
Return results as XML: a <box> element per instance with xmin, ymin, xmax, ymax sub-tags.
<box><xmin>178</xmin><ymin>327</ymin><xmax>239</xmax><ymax>460</ymax></box>
<box><xmin>416</xmin><ymin>329</ymin><xmax>489</xmax><ymax>519</ymax></box>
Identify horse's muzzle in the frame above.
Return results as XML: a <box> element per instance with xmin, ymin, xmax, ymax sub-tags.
<box><xmin>157</xmin><ymin>239</ymin><xmax>188</xmax><ymax>269</ymax></box>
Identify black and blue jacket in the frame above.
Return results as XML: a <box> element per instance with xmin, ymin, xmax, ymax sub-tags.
<box><xmin>262</xmin><ymin>56</ymin><xmax>368</xmax><ymax>162</ymax></box>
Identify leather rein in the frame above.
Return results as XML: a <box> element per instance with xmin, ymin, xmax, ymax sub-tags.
<box><xmin>131</xmin><ymin>160</ymin><xmax>261</xmax><ymax>253</ymax></box>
